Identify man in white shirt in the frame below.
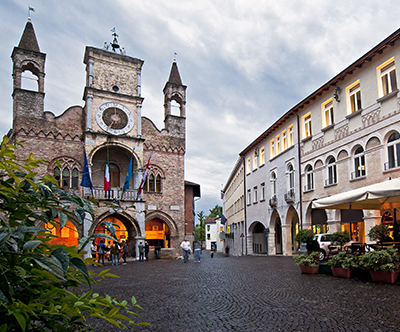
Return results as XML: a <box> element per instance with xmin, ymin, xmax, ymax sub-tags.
<box><xmin>180</xmin><ymin>239</ymin><xmax>191</xmax><ymax>263</ymax></box>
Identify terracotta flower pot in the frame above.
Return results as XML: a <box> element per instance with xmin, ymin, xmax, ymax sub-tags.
<box><xmin>331</xmin><ymin>267</ymin><xmax>354</xmax><ymax>279</ymax></box>
<box><xmin>299</xmin><ymin>265</ymin><xmax>319</xmax><ymax>274</ymax></box>
<box><xmin>370</xmin><ymin>270</ymin><xmax>400</xmax><ymax>284</ymax></box>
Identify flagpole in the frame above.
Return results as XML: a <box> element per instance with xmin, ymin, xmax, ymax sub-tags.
<box><xmin>122</xmin><ymin>146</ymin><xmax>135</xmax><ymax>200</ymax></box>
<box><xmin>81</xmin><ymin>142</ymin><xmax>94</xmax><ymax>197</ymax></box>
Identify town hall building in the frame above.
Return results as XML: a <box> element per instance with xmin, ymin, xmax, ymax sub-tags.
<box><xmin>8</xmin><ymin>18</ymin><xmax>200</xmax><ymax>259</ymax></box>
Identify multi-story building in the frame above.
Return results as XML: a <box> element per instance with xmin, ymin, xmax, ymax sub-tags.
<box><xmin>224</xmin><ymin>26</ymin><xmax>400</xmax><ymax>255</ymax></box>
<box><xmin>239</xmin><ymin>110</ymin><xmax>301</xmax><ymax>256</ymax></box>
<box><xmin>222</xmin><ymin>157</ymin><xmax>245</xmax><ymax>256</ymax></box>
<box><xmin>300</xmin><ymin>27</ymin><xmax>400</xmax><ymax>243</ymax></box>
<box><xmin>9</xmin><ymin>18</ymin><xmax>200</xmax><ymax>259</ymax></box>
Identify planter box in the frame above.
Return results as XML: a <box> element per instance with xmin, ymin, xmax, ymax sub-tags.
<box><xmin>370</xmin><ymin>270</ymin><xmax>400</xmax><ymax>284</ymax></box>
<box><xmin>331</xmin><ymin>267</ymin><xmax>354</xmax><ymax>279</ymax></box>
<box><xmin>319</xmin><ymin>264</ymin><xmax>333</xmax><ymax>275</ymax></box>
<box><xmin>299</xmin><ymin>265</ymin><xmax>319</xmax><ymax>275</ymax></box>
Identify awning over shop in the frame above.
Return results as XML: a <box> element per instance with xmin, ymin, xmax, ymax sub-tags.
<box><xmin>312</xmin><ymin>178</ymin><xmax>400</xmax><ymax>210</ymax></box>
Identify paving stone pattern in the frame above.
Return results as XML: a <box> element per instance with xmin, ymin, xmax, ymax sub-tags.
<box><xmin>89</xmin><ymin>252</ymin><xmax>400</xmax><ymax>331</ymax></box>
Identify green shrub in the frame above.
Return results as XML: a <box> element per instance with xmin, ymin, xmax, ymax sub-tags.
<box><xmin>358</xmin><ymin>248</ymin><xmax>400</xmax><ymax>272</ymax></box>
<box><xmin>368</xmin><ymin>224</ymin><xmax>393</xmax><ymax>243</ymax></box>
<box><xmin>294</xmin><ymin>252</ymin><xmax>319</xmax><ymax>267</ymax></box>
<box><xmin>295</xmin><ymin>229</ymin><xmax>314</xmax><ymax>245</ymax></box>
<box><xmin>327</xmin><ymin>251</ymin><xmax>358</xmax><ymax>269</ymax></box>
<box><xmin>0</xmin><ymin>136</ymin><xmax>150</xmax><ymax>331</ymax></box>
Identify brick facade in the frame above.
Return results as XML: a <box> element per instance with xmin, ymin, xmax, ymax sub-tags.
<box><xmin>8</xmin><ymin>19</ymin><xmax>200</xmax><ymax>259</ymax></box>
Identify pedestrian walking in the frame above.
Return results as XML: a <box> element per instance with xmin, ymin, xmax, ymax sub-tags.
<box><xmin>155</xmin><ymin>242</ymin><xmax>161</xmax><ymax>259</ymax></box>
<box><xmin>111</xmin><ymin>241</ymin><xmax>120</xmax><ymax>265</ymax></box>
<box><xmin>194</xmin><ymin>240</ymin><xmax>202</xmax><ymax>262</ymax></box>
<box><xmin>122</xmin><ymin>240</ymin><xmax>128</xmax><ymax>265</ymax></box>
<box><xmin>138</xmin><ymin>241</ymin><xmax>144</xmax><ymax>262</ymax></box>
<box><xmin>144</xmin><ymin>241</ymin><xmax>149</xmax><ymax>261</ymax></box>
<box><xmin>105</xmin><ymin>241</ymin><xmax>111</xmax><ymax>261</ymax></box>
<box><xmin>211</xmin><ymin>243</ymin><xmax>215</xmax><ymax>258</ymax></box>
<box><xmin>180</xmin><ymin>239</ymin><xmax>191</xmax><ymax>263</ymax></box>
<box><xmin>90</xmin><ymin>240</ymin><xmax>97</xmax><ymax>266</ymax></box>
<box><xmin>97</xmin><ymin>240</ymin><xmax>106</xmax><ymax>265</ymax></box>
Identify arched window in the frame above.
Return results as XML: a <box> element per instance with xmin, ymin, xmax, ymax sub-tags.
<box><xmin>287</xmin><ymin>164</ymin><xmax>294</xmax><ymax>191</ymax></box>
<box><xmin>148</xmin><ymin>174</ymin><xmax>155</xmax><ymax>191</ymax></box>
<box><xmin>72</xmin><ymin>168</ymin><xmax>79</xmax><ymax>188</ymax></box>
<box><xmin>62</xmin><ymin>168</ymin><xmax>70</xmax><ymax>188</ymax></box>
<box><xmin>305</xmin><ymin>165</ymin><xmax>314</xmax><ymax>191</ymax></box>
<box><xmin>54</xmin><ymin>167</ymin><xmax>61</xmax><ymax>187</ymax></box>
<box><xmin>387</xmin><ymin>132</ymin><xmax>400</xmax><ymax>169</ymax></box>
<box><xmin>155</xmin><ymin>175</ymin><xmax>161</xmax><ymax>192</ymax></box>
<box><xmin>353</xmin><ymin>146</ymin><xmax>366</xmax><ymax>179</ymax></box>
<box><xmin>271</xmin><ymin>172</ymin><xmax>277</xmax><ymax>197</ymax></box>
<box><xmin>326</xmin><ymin>157</ymin><xmax>337</xmax><ymax>186</ymax></box>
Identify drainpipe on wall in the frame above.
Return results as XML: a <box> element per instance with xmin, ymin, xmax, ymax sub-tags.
<box><xmin>292</xmin><ymin>111</ymin><xmax>303</xmax><ymax>230</ymax></box>
<box><xmin>243</xmin><ymin>157</ymin><xmax>248</xmax><ymax>255</ymax></box>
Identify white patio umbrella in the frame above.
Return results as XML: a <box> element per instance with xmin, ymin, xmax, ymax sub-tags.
<box><xmin>312</xmin><ymin>178</ymin><xmax>400</xmax><ymax>210</ymax></box>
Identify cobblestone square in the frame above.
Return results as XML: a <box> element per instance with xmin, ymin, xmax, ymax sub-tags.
<box><xmin>89</xmin><ymin>253</ymin><xmax>400</xmax><ymax>331</ymax></box>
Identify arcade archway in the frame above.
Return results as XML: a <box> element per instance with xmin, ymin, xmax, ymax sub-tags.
<box><xmin>43</xmin><ymin>219</ymin><xmax>79</xmax><ymax>247</ymax></box>
<box><xmin>145</xmin><ymin>218</ymin><xmax>171</xmax><ymax>248</ymax></box>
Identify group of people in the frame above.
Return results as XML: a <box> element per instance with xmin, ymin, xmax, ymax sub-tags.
<box><xmin>91</xmin><ymin>239</ymin><xmax>129</xmax><ymax>266</ymax></box>
<box><xmin>180</xmin><ymin>239</ymin><xmax>202</xmax><ymax>263</ymax></box>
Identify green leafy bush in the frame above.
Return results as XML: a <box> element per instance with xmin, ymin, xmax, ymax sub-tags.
<box><xmin>368</xmin><ymin>224</ymin><xmax>393</xmax><ymax>243</ymax></box>
<box><xmin>295</xmin><ymin>229</ymin><xmax>314</xmax><ymax>245</ymax></box>
<box><xmin>0</xmin><ymin>137</ymin><xmax>150</xmax><ymax>331</ymax></box>
<box><xmin>358</xmin><ymin>248</ymin><xmax>400</xmax><ymax>272</ymax></box>
<box><xmin>294</xmin><ymin>252</ymin><xmax>319</xmax><ymax>267</ymax></box>
<box><xmin>331</xmin><ymin>231</ymin><xmax>351</xmax><ymax>247</ymax></box>
<box><xmin>327</xmin><ymin>251</ymin><xmax>358</xmax><ymax>269</ymax></box>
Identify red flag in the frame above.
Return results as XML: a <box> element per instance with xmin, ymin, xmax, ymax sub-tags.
<box><xmin>104</xmin><ymin>146</ymin><xmax>110</xmax><ymax>195</ymax></box>
<box><xmin>137</xmin><ymin>153</ymin><xmax>153</xmax><ymax>198</ymax></box>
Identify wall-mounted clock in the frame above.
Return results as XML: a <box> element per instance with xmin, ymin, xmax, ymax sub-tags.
<box><xmin>95</xmin><ymin>102</ymin><xmax>134</xmax><ymax>135</ymax></box>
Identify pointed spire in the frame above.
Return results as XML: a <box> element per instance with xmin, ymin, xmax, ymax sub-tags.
<box><xmin>168</xmin><ymin>61</ymin><xmax>182</xmax><ymax>85</ymax></box>
<box><xmin>18</xmin><ymin>20</ymin><xmax>40</xmax><ymax>52</ymax></box>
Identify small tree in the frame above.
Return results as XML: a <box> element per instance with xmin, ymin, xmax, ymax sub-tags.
<box><xmin>331</xmin><ymin>231</ymin><xmax>351</xmax><ymax>251</ymax></box>
<box><xmin>0</xmin><ymin>137</ymin><xmax>150</xmax><ymax>331</ymax></box>
<box><xmin>295</xmin><ymin>229</ymin><xmax>319</xmax><ymax>253</ymax></box>
<box><xmin>368</xmin><ymin>224</ymin><xmax>393</xmax><ymax>245</ymax></box>
<box><xmin>195</xmin><ymin>211</ymin><xmax>205</xmax><ymax>242</ymax></box>
<box><xmin>207</xmin><ymin>204</ymin><xmax>222</xmax><ymax>218</ymax></box>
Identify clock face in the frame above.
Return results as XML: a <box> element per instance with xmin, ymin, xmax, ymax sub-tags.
<box><xmin>95</xmin><ymin>102</ymin><xmax>134</xmax><ymax>135</ymax></box>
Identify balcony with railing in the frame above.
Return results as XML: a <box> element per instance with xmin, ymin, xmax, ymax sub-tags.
<box><xmin>269</xmin><ymin>195</ymin><xmax>277</xmax><ymax>207</ymax></box>
<box><xmin>83</xmin><ymin>187</ymin><xmax>138</xmax><ymax>201</ymax></box>
<box><xmin>284</xmin><ymin>189</ymin><xmax>295</xmax><ymax>203</ymax></box>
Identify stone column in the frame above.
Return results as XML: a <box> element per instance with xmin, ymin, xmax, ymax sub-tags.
<box><xmin>82</xmin><ymin>212</ymin><xmax>93</xmax><ymax>259</ymax></box>
<box><xmin>136</xmin><ymin>104</ymin><xmax>142</xmax><ymax>137</ymax></box>
<box><xmin>86</xmin><ymin>95</ymin><xmax>93</xmax><ymax>131</ymax></box>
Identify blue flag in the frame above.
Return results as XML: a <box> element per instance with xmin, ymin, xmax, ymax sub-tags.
<box><xmin>123</xmin><ymin>153</ymin><xmax>133</xmax><ymax>193</ymax></box>
<box><xmin>221</xmin><ymin>214</ymin><xmax>226</xmax><ymax>225</ymax></box>
<box><xmin>80</xmin><ymin>146</ymin><xmax>93</xmax><ymax>194</ymax></box>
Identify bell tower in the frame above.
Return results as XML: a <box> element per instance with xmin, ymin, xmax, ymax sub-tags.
<box><xmin>163</xmin><ymin>61</ymin><xmax>187</xmax><ymax>139</ymax></box>
<box><xmin>11</xmin><ymin>18</ymin><xmax>46</xmax><ymax>132</ymax></box>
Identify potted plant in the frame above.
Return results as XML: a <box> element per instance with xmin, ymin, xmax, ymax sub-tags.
<box><xmin>295</xmin><ymin>229</ymin><xmax>319</xmax><ymax>253</ymax></box>
<box><xmin>368</xmin><ymin>224</ymin><xmax>393</xmax><ymax>248</ymax></box>
<box><xmin>327</xmin><ymin>251</ymin><xmax>358</xmax><ymax>278</ymax></box>
<box><xmin>331</xmin><ymin>231</ymin><xmax>351</xmax><ymax>251</ymax></box>
<box><xmin>294</xmin><ymin>251</ymin><xmax>319</xmax><ymax>274</ymax></box>
<box><xmin>358</xmin><ymin>247</ymin><xmax>400</xmax><ymax>284</ymax></box>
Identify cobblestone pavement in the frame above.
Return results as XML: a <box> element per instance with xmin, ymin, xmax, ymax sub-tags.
<box><xmin>88</xmin><ymin>252</ymin><xmax>400</xmax><ymax>331</ymax></box>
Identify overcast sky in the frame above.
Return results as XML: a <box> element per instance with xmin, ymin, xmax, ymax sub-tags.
<box><xmin>1</xmin><ymin>1</ymin><xmax>400</xmax><ymax>217</ymax></box>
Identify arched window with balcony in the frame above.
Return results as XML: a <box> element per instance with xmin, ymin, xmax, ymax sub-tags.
<box><xmin>326</xmin><ymin>156</ymin><xmax>337</xmax><ymax>186</ymax></box>
<box><xmin>387</xmin><ymin>131</ymin><xmax>400</xmax><ymax>170</ymax></box>
<box><xmin>287</xmin><ymin>163</ymin><xmax>295</xmax><ymax>191</ymax></box>
<box><xmin>304</xmin><ymin>165</ymin><xmax>314</xmax><ymax>192</ymax></box>
<box><xmin>353</xmin><ymin>146</ymin><xmax>366</xmax><ymax>179</ymax></box>
<box><xmin>271</xmin><ymin>171</ymin><xmax>277</xmax><ymax>197</ymax></box>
